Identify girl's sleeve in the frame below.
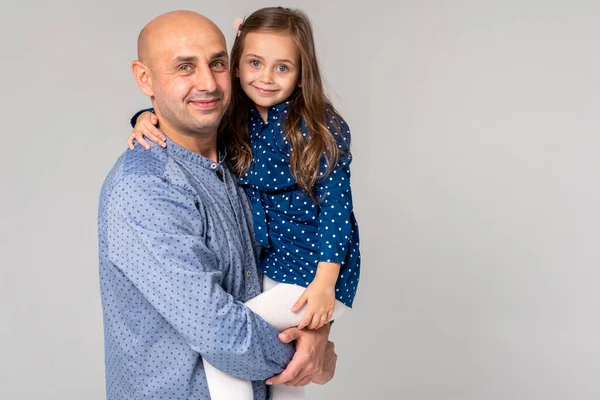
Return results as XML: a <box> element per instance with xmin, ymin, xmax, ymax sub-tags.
<box><xmin>130</xmin><ymin>107</ymin><xmax>155</xmax><ymax>128</ymax></box>
<box><xmin>314</xmin><ymin>111</ymin><xmax>355</xmax><ymax>265</ymax></box>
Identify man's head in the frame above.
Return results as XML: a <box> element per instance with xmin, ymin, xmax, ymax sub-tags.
<box><xmin>132</xmin><ymin>11</ymin><xmax>231</xmax><ymax>138</ymax></box>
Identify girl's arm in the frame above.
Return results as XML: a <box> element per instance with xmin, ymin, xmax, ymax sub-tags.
<box><xmin>314</xmin><ymin>112</ymin><xmax>355</xmax><ymax>271</ymax></box>
<box><xmin>128</xmin><ymin>108</ymin><xmax>166</xmax><ymax>150</ymax></box>
<box><xmin>291</xmin><ymin>112</ymin><xmax>355</xmax><ymax>330</ymax></box>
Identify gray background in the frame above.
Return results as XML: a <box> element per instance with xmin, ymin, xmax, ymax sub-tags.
<box><xmin>1</xmin><ymin>0</ymin><xmax>598</xmax><ymax>399</ymax></box>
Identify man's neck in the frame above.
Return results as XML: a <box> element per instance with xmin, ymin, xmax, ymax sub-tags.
<box><xmin>160</xmin><ymin>122</ymin><xmax>219</xmax><ymax>162</ymax></box>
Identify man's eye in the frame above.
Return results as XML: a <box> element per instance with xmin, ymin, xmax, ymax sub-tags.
<box><xmin>179</xmin><ymin>65</ymin><xmax>191</xmax><ymax>71</ymax></box>
<box><xmin>212</xmin><ymin>61</ymin><xmax>225</xmax><ymax>68</ymax></box>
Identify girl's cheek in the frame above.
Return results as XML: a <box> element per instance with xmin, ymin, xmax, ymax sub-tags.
<box><xmin>239</xmin><ymin>68</ymin><xmax>252</xmax><ymax>81</ymax></box>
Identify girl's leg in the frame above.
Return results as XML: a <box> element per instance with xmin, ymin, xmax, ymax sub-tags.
<box><xmin>246</xmin><ymin>277</ymin><xmax>349</xmax><ymax>400</ymax></box>
<box><xmin>202</xmin><ymin>360</ymin><xmax>254</xmax><ymax>399</ymax></box>
<box><xmin>203</xmin><ymin>276</ymin><xmax>349</xmax><ymax>400</ymax></box>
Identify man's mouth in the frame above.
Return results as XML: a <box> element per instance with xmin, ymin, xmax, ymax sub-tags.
<box><xmin>189</xmin><ymin>99</ymin><xmax>220</xmax><ymax>110</ymax></box>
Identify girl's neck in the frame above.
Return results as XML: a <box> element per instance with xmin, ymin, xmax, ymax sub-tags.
<box><xmin>254</xmin><ymin>99</ymin><xmax>290</xmax><ymax>123</ymax></box>
<box><xmin>255</xmin><ymin>104</ymin><xmax>269</xmax><ymax>123</ymax></box>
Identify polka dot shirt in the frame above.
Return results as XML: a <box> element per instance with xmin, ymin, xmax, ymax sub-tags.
<box><xmin>237</xmin><ymin>101</ymin><xmax>361</xmax><ymax>307</ymax></box>
<box><xmin>98</xmin><ymin>138</ymin><xmax>294</xmax><ymax>399</ymax></box>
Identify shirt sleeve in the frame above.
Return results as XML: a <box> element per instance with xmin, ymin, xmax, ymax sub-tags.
<box><xmin>130</xmin><ymin>107</ymin><xmax>155</xmax><ymax>128</ymax></box>
<box><xmin>315</xmin><ymin>112</ymin><xmax>355</xmax><ymax>265</ymax></box>
<box><xmin>105</xmin><ymin>173</ymin><xmax>295</xmax><ymax>380</ymax></box>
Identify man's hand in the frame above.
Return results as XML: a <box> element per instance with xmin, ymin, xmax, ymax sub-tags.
<box><xmin>312</xmin><ymin>341</ymin><xmax>337</xmax><ymax>385</ymax></box>
<box><xmin>266</xmin><ymin>323</ymin><xmax>337</xmax><ymax>387</ymax></box>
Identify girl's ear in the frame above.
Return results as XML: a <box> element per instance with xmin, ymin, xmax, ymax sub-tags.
<box><xmin>297</xmin><ymin>80</ymin><xmax>303</xmax><ymax>88</ymax></box>
<box><xmin>235</xmin><ymin>67</ymin><xmax>240</xmax><ymax>77</ymax></box>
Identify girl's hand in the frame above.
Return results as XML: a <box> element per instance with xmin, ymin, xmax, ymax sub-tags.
<box><xmin>127</xmin><ymin>112</ymin><xmax>166</xmax><ymax>150</ymax></box>
<box><xmin>291</xmin><ymin>279</ymin><xmax>336</xmax><ymax>330</ymax></box>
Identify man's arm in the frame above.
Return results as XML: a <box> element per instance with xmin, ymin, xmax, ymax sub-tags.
<box><xmin>104</xmin><ymin>173</ymin><xmax>295</xmax><ymax>380</ymax></box>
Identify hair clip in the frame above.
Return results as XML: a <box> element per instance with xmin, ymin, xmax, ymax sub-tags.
<box><xmin>233</xmin><ymin>17</ymin><xmax>244</xmax><ymax>38</ymax></box>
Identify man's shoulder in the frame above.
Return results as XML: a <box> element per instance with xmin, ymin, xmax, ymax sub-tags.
<box><xmin>99</xmin><ymin>145</ymin><xmax>170</xmax><ymax>204</ymax></box>
<box><xmin>117</xmin><ymin>144</ymin><xmax>169</xmax><ymax>180</ymax></box>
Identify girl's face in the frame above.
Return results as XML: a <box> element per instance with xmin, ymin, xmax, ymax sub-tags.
<box><xmin>238</xmin><ymin>30</ymin><xmax>301</xmax><ymax>117</ymax></box>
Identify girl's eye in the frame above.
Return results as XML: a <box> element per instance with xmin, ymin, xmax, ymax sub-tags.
<box><xmin>277</xmin><ymin>65</ymin><xmax>288</xmax><ymax>72</ymax></box>
<box><xmin>250</xmin><ymin>60</ymin><xmax>261</xmax><ymax>67</ymax></box>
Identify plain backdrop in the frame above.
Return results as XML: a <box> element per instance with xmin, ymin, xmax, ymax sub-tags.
<box><xmin>1</xmin><ymin>0</ymin><xmax>599</xmax><ymax>399</ymax></box>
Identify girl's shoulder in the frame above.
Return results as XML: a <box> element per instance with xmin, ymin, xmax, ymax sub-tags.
<box><xmin>296</xmin><ymin>104</ymin><xmax>351</xmax><ymax>134</ymax></box>
<box><xmin>324</xmin><ymin>104</ymin><xmax>352</xmax><ymax>150</ymax></box>
<box><xmin>292</xmin><ymin>103</ymin><xmax>352</xmax><ymax>152</ymax></box>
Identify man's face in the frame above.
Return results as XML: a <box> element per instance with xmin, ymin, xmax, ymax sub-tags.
<box><xmin>149</xmin><ymin>26</ymin><xmax>231</xmax><ymax>135</ymax></box>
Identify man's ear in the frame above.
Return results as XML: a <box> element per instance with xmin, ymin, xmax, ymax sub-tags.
<box><xmin>132</xmin><ymin>60</ymin><xmax>154</xmax><ymax>97</ymax></box>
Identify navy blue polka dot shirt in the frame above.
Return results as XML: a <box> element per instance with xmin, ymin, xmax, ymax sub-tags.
<box><xmin>98</xmin><ymin>138</ymin><xmax>295</xmax><ymax>399</ymax></box>
<box><xmin>237</xmin><ymin>101</ymin><xmax>361</xmax><ymax>307</ymax></box>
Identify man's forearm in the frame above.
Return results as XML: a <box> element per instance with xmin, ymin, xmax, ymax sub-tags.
<box><xmin>312</xmin><ymin>340</ymin><xmax>337</xmax><ymax>385</ymax></box>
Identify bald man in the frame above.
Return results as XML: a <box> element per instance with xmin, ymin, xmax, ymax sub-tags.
<box><xmin>98</xmin><ymin>11</ymin><xmax>336</xmax><ymax>400</ymax></box>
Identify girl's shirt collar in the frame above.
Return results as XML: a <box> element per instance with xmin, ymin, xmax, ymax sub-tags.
<box><xmin>249</xmin><ymin>100</ymin><xmax>291</xmax><ymax>123</ymax></box>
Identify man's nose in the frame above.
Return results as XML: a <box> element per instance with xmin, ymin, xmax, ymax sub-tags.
<box><xmin>193</xmin><ymin>65</ymin><xmax>218</xmax><ymax>93</ymax></box>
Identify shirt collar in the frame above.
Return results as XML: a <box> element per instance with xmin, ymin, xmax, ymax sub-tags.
<box><xmin>164</xmin><ymin>136</ymin><xmax>227</xmax><ymax>170</ymax></box>
<box><xmin>250</xmin><ymin>99</ymin><xmax>291</xmax><ymax>122</ymax></box>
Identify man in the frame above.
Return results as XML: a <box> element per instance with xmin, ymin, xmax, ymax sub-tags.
<box><xmin>98</xmin><ymin>10</ymin><xmax>336</xmax><ymax>399</ymax></box>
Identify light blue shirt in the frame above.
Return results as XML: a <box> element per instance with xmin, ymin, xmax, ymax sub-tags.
<box><xmin>98</xmin><ymin>138</ymin><xmax>294</xmax><ymax>399</ymax></box>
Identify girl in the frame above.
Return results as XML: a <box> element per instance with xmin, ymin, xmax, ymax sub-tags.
<box><xmin>128</xmin><ymin>7</ymin><xmax>360</xmax><ymax>399</ymax></box>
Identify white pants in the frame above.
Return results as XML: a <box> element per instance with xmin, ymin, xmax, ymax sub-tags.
<box><xmin>203</xmin><ymin>276</ymin><xmax>349</xmax><ymax>400</ymax></box>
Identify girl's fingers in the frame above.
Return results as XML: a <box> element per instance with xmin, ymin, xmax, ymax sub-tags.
<box><xmin>309</xmin><ymin>314</ymin><xmax>321</xmax><ymax>330</ymax></box>
<box><xmin>149</xmin><ymin>125</ymin><xmax>166</xmax><ymax>142</ymax></box>
<box><xmin>320</xmin><ymin>314</ymin><xmax>328</xmax><ymax>326</ymax></box>
<box><xmin>298</xmin><ymin>311</ymin><xmax>312</xmax><ymax>330</ymax></box>
<box><xmin>291</xmin><ymin>291</ymin><xmax>308</xmax><ymax>313</ymax></box>
<box><xmin>128</xmin><ymin>134</ymin><xmax>135</xmax><ymax>150</ymax></box>
<box><xmin>138</xmin><ymin>137</ymin><xmax>151</xmax><ymax>150</ymax></box>
<box><xmin>142</xmin><ymin>125</ymin><xmax>166</xmax><ymax>147</ymax></box>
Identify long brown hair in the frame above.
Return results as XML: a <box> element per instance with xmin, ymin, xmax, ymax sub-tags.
<box><xmin>221</xmin><ymin>7</ymin><xmax>348</xmax><ymax>200</ymax></box>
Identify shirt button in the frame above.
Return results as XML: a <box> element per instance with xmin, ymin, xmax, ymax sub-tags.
<box><xmin>246</xmin><ymin>271</ymin><xmax>251</xmax><ymax>277</ymax></box>
<box><xmin>210</xmin><ymin>163</ymin><xmax>217</xmax><ymax>169</ymax></box>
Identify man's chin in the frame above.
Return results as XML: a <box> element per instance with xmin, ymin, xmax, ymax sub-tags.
<box><xmin>185</xmin><ymin>118</ymin><xmax>220</xmax><ymax>133</ymax></box>
<box><xmin>185</xmin><ymin>109</ymin><xmax>222</xmax><ymax>125</ymax></box>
